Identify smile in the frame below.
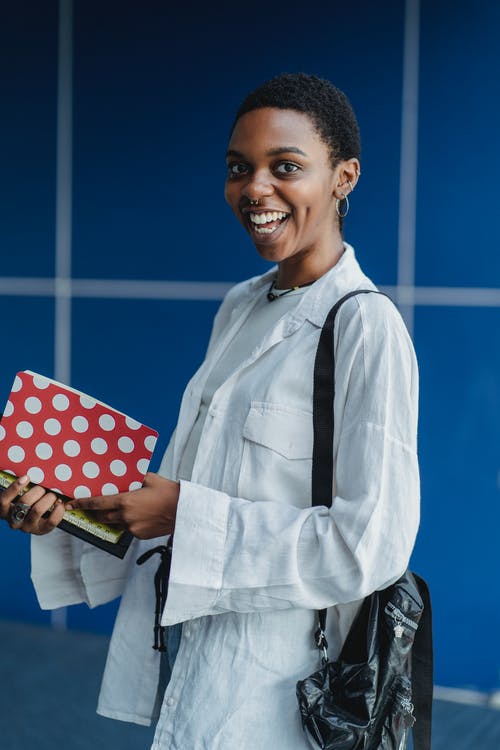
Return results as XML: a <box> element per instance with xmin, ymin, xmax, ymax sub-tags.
<box><xmin>247</xmin><ymin>211</ymin><xmax>290</xmax><ymax>236</ymax></box>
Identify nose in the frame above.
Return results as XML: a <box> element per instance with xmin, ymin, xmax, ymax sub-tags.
<box><xmin>241</xmin><ymin>169</ymin><xmax>274</xmax><ymax>202</ymax></box>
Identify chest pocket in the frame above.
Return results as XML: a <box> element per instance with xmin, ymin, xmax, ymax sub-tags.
<box><xmin>237</xmin><ymin>402</ymin><xmax>313</xmax><ymax>508</ymax></box>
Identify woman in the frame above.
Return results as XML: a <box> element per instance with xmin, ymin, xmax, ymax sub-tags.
<box><xmin>1</xmin><ymin>73</ymin><xmax>419</xmax><ymax>748</ymax></box>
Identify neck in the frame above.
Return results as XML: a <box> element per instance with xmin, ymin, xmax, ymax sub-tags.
<box><xmin>276</xmin><ymin>241</ymin><xmax>345</xmax><ymax>289</ymax></box>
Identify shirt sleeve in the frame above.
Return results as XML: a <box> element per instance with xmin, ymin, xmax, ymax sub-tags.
<box><xmin>161</xmin><ymin>295</ymin><xmax>420</xmax><ymax>625</ymax></box>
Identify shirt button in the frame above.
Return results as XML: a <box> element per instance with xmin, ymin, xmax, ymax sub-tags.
<box><xmin>184</xmin><ymin>627</ymin><xmax>191</xmax><ymax>638</ymax></box>
<box><xmin>167</xmin><ymin>697</ymin><xmax>175</xmax><ymax>707</ymax></box>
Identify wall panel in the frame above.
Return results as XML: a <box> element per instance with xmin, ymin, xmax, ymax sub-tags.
<box><xmin>416</xmin><ymin>0</ymin><xmax>500</xmax><ymax>287</ymax></box>
<box><xmin>413</xmin><ymin>306</ymin><xmax>500</xmax><ymax>689</ymax></box>
<box><xmin>0</xmin><ymin>2</ymin><xmax>58</xmax><ymax>277</ymax></box>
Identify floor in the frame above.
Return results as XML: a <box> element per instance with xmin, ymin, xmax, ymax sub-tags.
<box><xmin>1</xmin><ymin>619</ymin><xmax>499</xmax><ymax>750</ymax></box>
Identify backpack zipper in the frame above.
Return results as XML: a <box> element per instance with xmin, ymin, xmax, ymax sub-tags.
<box><xmin>384</xmin><ymin>602</ymin><xmax>418</xmax><ymax>637</ymax></box>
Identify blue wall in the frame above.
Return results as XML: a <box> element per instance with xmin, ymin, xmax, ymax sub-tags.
<box><xmin>1</xmin><ymin>0</ymin><xmax>499</xmax><ymax>692</ymax></box>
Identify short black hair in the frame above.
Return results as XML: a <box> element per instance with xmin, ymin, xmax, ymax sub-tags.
<box><xmin>231</xmin><ymin>72</ymin><xmax>361</xmax><ymax>169</ymax></box>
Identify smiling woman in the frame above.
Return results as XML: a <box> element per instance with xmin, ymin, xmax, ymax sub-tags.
<box><xmin>4</xmin><ymin>72</ymin><xmax>421</xmax><ymax>750</ymax></box>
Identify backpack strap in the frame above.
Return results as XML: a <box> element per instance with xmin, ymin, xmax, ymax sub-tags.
<box><xmin>312</xmin><ymin>289</ymin><xmax>380</xmax><ymax>508</ymax></box>
<box><xmin>311</xmin><ymin>289</ymin><xmax>433</xmax><ymax>750</ymax></box>
<box><xmin>412</xmin><ymin>574</ymin><xmax>434</xmax><ymax>750</ymax></box>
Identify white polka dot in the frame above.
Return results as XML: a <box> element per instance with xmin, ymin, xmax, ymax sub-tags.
<box><xmin>63</xmin><ymin>440</ymin><xmax>81</xmax><ymax>457</ymax></box>
<box><xmin>82</xmin><ymin>461</ymin><xmax>100</xmax><ymax>479</ymax></box>
<box><xmin>74</xmin><ymin>485</ymin><xmax>91</xmax><ymax>499</ymax></box>
<box><xmin>0</xmin><ymin>425</ymin><xmax>5</xmax><ymax>441</ymax></box>
<box><xmin>25</xmin><ymin>396</ymin><xmax>42</xmax><ymax>414</ymax></box>
<box><xmin>55</xmin><ymin>464</ymin><xmax>72</xmax><ymax>481</ymax></box>
<box><xmin>4</xmin><ymin>400</ymin><xmax>14</xmax><ymax>417</ymax></box>
<box><xmin>16</xmin><ymin>421</ymin><xmax>34</xmax><ymax>438</ymax></box>
<box><xmin>12</xmin><ymin>375</ymin><xmax>23</xmax><ymax>392</ymax></box>
<box><xmin>129</xmin><ymin>481</ymin><xmax>142</xmax><ymax>491</ymax></box>
<box><xmin>118</xmin><ymin>436</ymin><xmax>134</xmax><ymax>453</ymax></box>
<box><xmin>80</xmin><ymin>395</ymin><xmax>96</xmax><ymax>410</ymax></box>
<box><xmin>52</xmin><ymin>393</ymin><xmax>70</xmax><ymax>411</ymax></box>
<box><xmin>44</xmin><ymin>418</ymin><xmax>62</xmax><ymax>436</ymax></box>
<box><xmin>91</xmin><ymin>437</ymin><xmax>108</xmax><ymax>455</ymax></box>
<box><xmin>125</xmin><ymin>416</ymin><xmax>141</xmax><ymax>430</ymax></box>
<box><xmin>28</xmin><ymin>467</ymin><xmax>45</xmax><ymax>484</ymax></box>
<box><xmin>110</xmin><ymin>459</ymin><xmax>126</xmax><ymax>477</ymax></box>
<box><xmin>137</xmin><ymin>458</ymin><xmax>149</xmax><ymax>475</ymax></box>
<box><xmin>99</xmin><ymin>414</ymin><xmax>116</xmax><ymax>431</ymax></box>
<box><xmin>35</xmin><ymin>443</ymin><xmax>53</xmax><ymax>460</ymax></box>
<box><xmin>101</xmin><ymin>483</ymin><xmax>119</xmax><ymax>495</ymax></box>
<box><xmin>144</xmin><ymin>435</ymin><xmax>157</xmax><ymax>452</ymax></box>
<box><xmin>33</xmin><ymin>375</ymin><xmax>50</xmax><ymax>389</ymax></box>
<box><xmin>72</xmin><ymin>416</ymin><xmax>89</xmax><ymax>433</ymax></box>
<box><xmin>8</xmin><ymin>445</ymin><xmax>25</xmax><ymax>463</ymax></box>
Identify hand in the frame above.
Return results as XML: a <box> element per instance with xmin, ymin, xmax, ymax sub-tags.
<box><xmin>66</xmin><ymin>472</ymin><xmax>180</xmax><ymax>540</ymax></box>
<box><xmin>0</xmin><ymin>475</ymin><xmax>66</xmax><ymax>535</ymax></box>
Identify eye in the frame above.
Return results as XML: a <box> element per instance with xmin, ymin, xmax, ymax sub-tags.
<box><xmin>227</xmin><ymin>162</ymin><xmax>249</xmax><ymax>177</ymax></box>
<box><xmin>275</xmin><ymin>162</ymin><xmax>300</xmax><ymax>175</ymax></box>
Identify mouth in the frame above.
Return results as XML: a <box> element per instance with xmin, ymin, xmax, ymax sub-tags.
<box><xmin>245</xmin><ymin>210</ymin><xmax>290</xmax><ymax>239</ymax></box>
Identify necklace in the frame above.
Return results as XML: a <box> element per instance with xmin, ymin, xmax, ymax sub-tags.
<box><xmin>267</xmin><ymin>278</ymin><xmax>315</xmax><ymax>302</ymax></box>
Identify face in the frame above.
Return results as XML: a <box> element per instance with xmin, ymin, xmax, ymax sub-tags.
<box><xmin>225</xmin><ymin>107</ymin><xmax>346</xmax><ymax>280</ymax></box>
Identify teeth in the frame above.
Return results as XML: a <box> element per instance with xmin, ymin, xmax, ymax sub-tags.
<box><xmin>254</xmin><ymin>225</ymin><xmax>279</xmax><ymax>234</ymax></box>
<box><xmin>249</xmin><ymin>211</ymin><xmax>288</xmax><ymax>225</ymax></box>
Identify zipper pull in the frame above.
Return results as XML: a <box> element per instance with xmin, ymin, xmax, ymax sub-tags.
<box><xmin>393</xmin><ymin>613</ymin><xmax>405</xmax><ymax>638</ymax></box>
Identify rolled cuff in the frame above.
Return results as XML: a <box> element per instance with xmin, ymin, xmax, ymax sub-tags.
<box><xmin>31</xmin><ymin>530</ymin><xmax>87</xmax><ymax>609</ymax></box>
<box><xmin>31</xmin><ymin>529</ymin><xmax>130</xmax><ymax>610</ymax></box>
<box><xmin>161</xmin><ymin>480</ymin><xmax>229</xmax><ymax>625</ymax></box>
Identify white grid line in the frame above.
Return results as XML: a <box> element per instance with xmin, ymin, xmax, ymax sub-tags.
<box><xmin>50</xmin><ymin>0</ymin><xmax>73</xmax><ymax>634</ymax></box>
<box><xmin>54</xmin><ymin>0</ymin><xmax>73</xmax><ymax>388</ymax></box>
<box><xmin>397</xmin><ymin>0</ymin><xmax>421</xmax><ymax>335</ymax></box>
<box><xmin>2</xmin><ymin>277</ymin><xmax>500</xmax><ymax>306</ymax></box>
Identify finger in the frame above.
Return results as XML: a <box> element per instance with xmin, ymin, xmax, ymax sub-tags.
<box><xmin>21</xmin><ymin>492</ymin><xmax>60</xmax><ymax>533</ymax></box>
<box><xmin>0</xmin><ymin>475</ymin><xmax>30</xmax><ymax>520</ymax></box>
<box><xmin>8</xmin><ymin>485</ymin><xmax>50</xmax><ymax>529</ymax></box>
<box><xmin>34</xmin><ymin>499</ymin><xmax>66</xmax><ymax>535</ymax></box>
<box><xmin>93</xmin><ymin>510</ymin><xmax>123</xmax><ymax>525</ymax></box>
<box><xmin>66</xmin><ymin>494</ymin><xmax>124</xmax><ymax>512</ymax></box>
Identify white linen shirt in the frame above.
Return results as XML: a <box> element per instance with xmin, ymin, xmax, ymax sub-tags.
<box><xmin>31</xmin><ymin>244</ymin><xmax>420</xmax><ymax>750</ymax></box>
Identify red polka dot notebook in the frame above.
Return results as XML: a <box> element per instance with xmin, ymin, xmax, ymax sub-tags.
<box><xmin>0</xmin><ymin>370</ymin><xmax>159</xmax><ymax>557</ymax></box>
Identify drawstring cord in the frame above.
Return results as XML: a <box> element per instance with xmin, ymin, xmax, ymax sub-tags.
<box><xmin>136</xmin><ymin>541</ymin><xmax>173</xmax><ymax>652</ymax></box>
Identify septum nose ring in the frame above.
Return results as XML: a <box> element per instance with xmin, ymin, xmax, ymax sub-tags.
<box><xmin>249</xmin><ymin>199</ymin><xmax>259</xmax><ymax>206</ymax></box>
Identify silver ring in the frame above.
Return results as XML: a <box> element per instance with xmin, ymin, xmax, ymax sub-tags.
<box><xmin>10</xmin><ymin>499</ymin><xmax>32</xmax><ymax>523</ymax></box>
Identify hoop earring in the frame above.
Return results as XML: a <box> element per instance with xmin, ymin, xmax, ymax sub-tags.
<box><xmin>336</xmin><ymin>192</ymin><xmax>349</xmax><ymax>219</ymax></box>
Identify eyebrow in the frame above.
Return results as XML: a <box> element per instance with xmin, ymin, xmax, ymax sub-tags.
<box><xmin>226</xmin><ymin>146</ymin><xmax>308</xmax><ymax>159</ymax></box>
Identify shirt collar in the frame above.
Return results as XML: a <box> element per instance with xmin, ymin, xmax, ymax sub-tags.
<box><xmin>234</xmin><ymin>244</ymin><xmax>374</xmax><ymax>339</ymax></box>
<box><xmin>303</xmin><ymin>244</ymin><xmax>375</xmax><ymax>327</ymax></box>
<box><xmin>245</xmin><ymin>244</ymin><xmax>374</xmax><ymax>329</ymax></box>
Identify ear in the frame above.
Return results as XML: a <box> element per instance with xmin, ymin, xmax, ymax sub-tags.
<box><xmin>333</xmin><ymin>158</ymin><xmax>361</xmax><ymax>199</ymax></box>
